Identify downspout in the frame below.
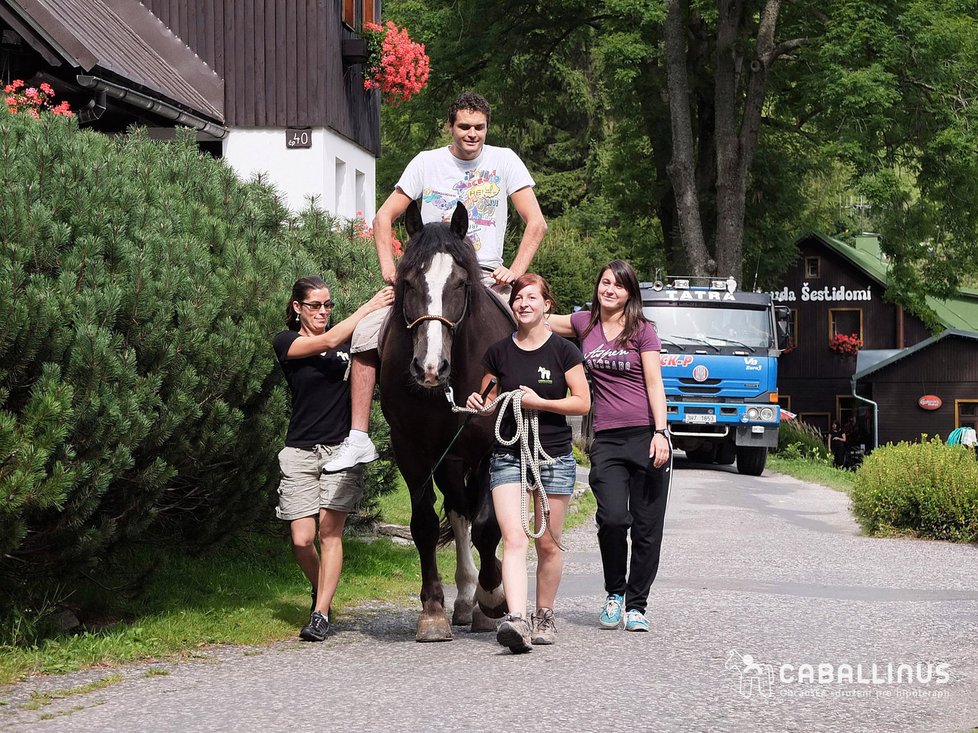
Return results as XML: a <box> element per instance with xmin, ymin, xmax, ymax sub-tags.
<box><xmin>851</xmin><ymin>375</ymin><xmax>879</xmax><ymax>451</ymax></box>
<box><xmin>76</xmin><ymin>75</ymin><xmax>228</xmax><ymax>139</ymax></box>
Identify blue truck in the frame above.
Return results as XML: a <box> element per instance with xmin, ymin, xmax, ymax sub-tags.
<box><xmin>641</xmin><ymin>276</ymin><xmax>792</xmax><ymax>475</ymax></box>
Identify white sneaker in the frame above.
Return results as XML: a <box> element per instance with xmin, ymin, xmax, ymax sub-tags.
<box><xmin>322</xmin><ymin>436</ymin><xmax>379</xmax><ymax>472</ymax></box>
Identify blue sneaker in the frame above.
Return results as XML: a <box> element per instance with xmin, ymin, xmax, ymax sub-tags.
<box><xmin>598</xmin><ymin>594</ymin><xmax>624</xmax><ymax>629</ymax></box>
<box><xmin>624</xmin><ymin>609</ymin><xmax>650</xmax><ymax>632</ymax></box>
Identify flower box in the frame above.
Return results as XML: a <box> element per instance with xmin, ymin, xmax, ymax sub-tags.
<box><xmin>829</xmin><ymin>333</ymin><xmax>862</xmax><ymax>355</ymax></box>
<box><xmin>342</xmin><ymin>38</ymin><xmax>370</xmax><ymax>66</ymax></box>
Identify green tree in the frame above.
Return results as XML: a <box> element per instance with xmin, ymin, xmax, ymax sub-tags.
<box><xmin>381</xmin><ymin>0</ymin><xmax>978</xmax><ymax>301</ymax></box>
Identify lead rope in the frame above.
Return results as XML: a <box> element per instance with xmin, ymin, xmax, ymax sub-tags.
<box><xmin>452</xmin><ymin>389</ymin><xmax>565</xmax><ymax>549</ymax></box>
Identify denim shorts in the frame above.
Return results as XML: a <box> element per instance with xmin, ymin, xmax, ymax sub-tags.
<box><xmin>489</xmin><ymin>450</ymin><xmax>577</xmax><ymax>494</ymax></box>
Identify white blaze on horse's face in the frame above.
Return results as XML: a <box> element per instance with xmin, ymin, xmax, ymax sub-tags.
<box><xmin>420</xmin><ymin>252</ymin><xmax>455</xmax><ymax>386</ymax></box>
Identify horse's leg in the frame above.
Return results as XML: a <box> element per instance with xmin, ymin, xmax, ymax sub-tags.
<box><xmin>432</xmin><ymin>457</ymin><xmax>477</xmax><ymax>627</ymax></box>
<box><xmin>403</xmin><ymin>462</ymin><xmax>453</xmax><ymax>642</ymax></box>
<box><xmin>469</xmin><ymin>457</ymin><xmax>506</xmax><ymax>628</ymax></box>
<box><xmin>446</xmin><ymin>510</ymin><xmax>477</xmax><ymax>626</ymax></box>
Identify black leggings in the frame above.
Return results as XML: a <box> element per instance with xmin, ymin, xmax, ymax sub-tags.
<box><xmin>588</xmin><ymin>425</ymin><xmax>671</xmax><ymax>614</ymax></box>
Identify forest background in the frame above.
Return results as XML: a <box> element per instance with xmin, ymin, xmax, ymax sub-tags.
<box><xmin>379</xmin><ymin>0</ymin><xmax>978</xmax><ymax>319</ymax></box>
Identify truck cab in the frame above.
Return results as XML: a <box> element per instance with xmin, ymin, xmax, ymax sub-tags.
<box><xmin>642</xmin><ymin>277</ymin><xmax>790</xmax><ymax>475</ymax></box>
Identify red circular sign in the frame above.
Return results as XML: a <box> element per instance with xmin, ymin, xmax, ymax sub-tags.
<box><xmin>918</xmin><ymin>395</ymin><xmax>942</xmax><ymax>410</ymax></box>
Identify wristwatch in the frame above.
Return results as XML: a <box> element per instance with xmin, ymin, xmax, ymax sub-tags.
<box><xmin>653</xmin><ymin>428</ymin><xmax>670</xmax><ymax>437</ymax></box>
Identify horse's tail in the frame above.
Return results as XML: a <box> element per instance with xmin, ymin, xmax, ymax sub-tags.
<box><xmin>437</xmin><ymin>513</ymin><xmax>455</xmax><ymax>547</ymax></box>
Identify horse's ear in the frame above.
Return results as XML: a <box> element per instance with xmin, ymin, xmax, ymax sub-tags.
<box><xmin>405</xmin><ymin>200</ymin><xmax>424</xmax><ymax>238</ymax></box>
<box><xmin>450</xmin><ymin>202</ymin><xmax>468</xmax><ymax>240</ymax></box>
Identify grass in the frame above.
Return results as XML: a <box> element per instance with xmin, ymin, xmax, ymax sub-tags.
<box><xmin>3</xmin><ymin>471</ymin><xmax>597</xmax><ymax>687</ymax></box>
<box><xmin>767</xmin><ymin>454</ymin><xmax>856</xmax><ymax>493</ymax></box>
<box><xmin>22</xmin><ymin>674</ymin><xmax>124</xmax><ymax>710</ymax></box>
<box><xmin>0</xmin><ymin>531</ymin><xmax>440</xmax><ymax>685</ymax></box>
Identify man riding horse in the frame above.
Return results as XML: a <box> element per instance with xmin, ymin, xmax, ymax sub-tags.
<box><xmin>318</xmin><ymin>91</ymin><xmax>547</xmax><ymax>473</ymax></box>
<box><xmin>323</xmin><ymin>91</ymin><xmax>546</xmax><ymax>641</ymax></box>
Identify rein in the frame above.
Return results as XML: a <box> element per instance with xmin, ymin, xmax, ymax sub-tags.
<box><xmin>453</xmin><ymin>389</ymin><xmax>565</xmax><ymax>550</ymax></box>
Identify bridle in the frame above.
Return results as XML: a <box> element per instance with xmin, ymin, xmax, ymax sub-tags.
<box><xmin>404</xmin><ymin>281</ymin><xmax>471</xmax><ymax>332</ymax></box>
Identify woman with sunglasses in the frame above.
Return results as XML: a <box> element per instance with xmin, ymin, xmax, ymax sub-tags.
<box><xmin>274</xmin><ymin>276</ymin><xmax>393</xmax><ymax>641</ymax></box>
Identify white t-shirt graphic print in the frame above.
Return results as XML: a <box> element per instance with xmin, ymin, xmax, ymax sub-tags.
<box><xmin>395</xmin><ymin>145</ymin><xmax>535</xmax><ymax>269</ymax></box>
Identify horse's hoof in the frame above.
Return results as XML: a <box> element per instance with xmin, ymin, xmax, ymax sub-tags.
<box><xmin>476</xmin><ymin>584</ymin><xmax>507</xmax><ymax>619</ymax></box>
<box><xmin>452</xmin><ymin>599</ymin><xmax>474</xmax><ymax>626</ymax></box>
<box><xmin>470</xmin><ymin>607</ymin><xmax>498</xmax><ymax>633</ymax></box>
<box><xmin>416</xmin><ymin>614</ymin><xmax>453</xmax><ymax>642</ymax></box>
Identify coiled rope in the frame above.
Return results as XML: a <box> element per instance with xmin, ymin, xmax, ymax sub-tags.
<box><xmin>452</xmin><ymin>389</ymin><xmax>563</xmax><ymax>546</ymax></box>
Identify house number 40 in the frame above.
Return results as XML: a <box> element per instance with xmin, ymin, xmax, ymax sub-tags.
<box><xmin>286</xmin><ymin>128</ymin><xmax>312</xmax><ymax>149</ymax></box>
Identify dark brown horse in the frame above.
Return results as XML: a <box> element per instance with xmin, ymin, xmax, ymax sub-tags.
<box><xmin>380</xmin><ymin>201</ymin><xmax>512</xmax><ymax>641</ymax></box>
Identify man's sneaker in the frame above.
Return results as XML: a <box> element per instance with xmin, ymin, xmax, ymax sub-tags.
<box><xmin>496</xmin><ymin>614</ymin><xmax>532</xmax><ymax>654</ymax></box>
<box><xmin>299</xmin><ymin>610</ymin><xmax>329</xmax><ymax>641</ymax></box>
<box><xmin>624</xmin><ymin>609</ymin><xmax>650</xmax><ymax>632</ymax></box>
<box><xmin>321</xmin><ymin>436</ymin><xmax>379</xmax><ymax>473</ymax></box>
<box><xmin>531</xmin><ymin>608</ymin><xmax>557</xmax><ymax>645</ymax></box>
<box><xmin>598</xmin><ymin>593</ymin><xmax>624</xmax><ymax>629</ymax></box>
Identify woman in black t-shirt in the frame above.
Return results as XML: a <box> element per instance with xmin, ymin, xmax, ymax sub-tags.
<box><xmin>273</xmin><ymin>276</ymin><xmax>393</xmax><ymax>642</ymax></box>
<box><xmin>466</xmin><ymin>274</ymin><xmax>590</xmax><ymax>654</ymax></box>
<box><xmin>829</xmin><ymin>420</ymin><xmax>847</xmax><ymax>468</ymax></box>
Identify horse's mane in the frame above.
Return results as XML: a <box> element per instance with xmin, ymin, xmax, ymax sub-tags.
<box><xmin>395</xmin><ymin>222</ymin><xmax>488</xmax><ymax>308</ymax></box>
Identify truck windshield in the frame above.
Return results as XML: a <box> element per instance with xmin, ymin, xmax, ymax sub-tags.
<box><xmin>644</xmin><ymin>305</ymin><xmax>773</xmax><ymax>349</ymax></box>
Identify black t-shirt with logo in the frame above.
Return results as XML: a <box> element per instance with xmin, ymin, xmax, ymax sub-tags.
<box><xmin>482</xmin><ymin>333</ymin><xmax>584</xmax><ymax>456</ymax></box>
<box><xmin>273</xmin><ymin>330</ymin><xmax>352</xmax><ymax>448</ymax></box>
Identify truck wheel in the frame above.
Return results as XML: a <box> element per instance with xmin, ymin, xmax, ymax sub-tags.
<box><xmin>715</xmin><ymin>442</ymin><xmax>736</xmax><ymax>465</ymax></box>
<box><xmin>736</xmin><ymin>446</ymin><xmax>767</xmax><ymax>476</ymax></box>
<box><xmin>686</xmin><ymin>444</ymin><xmax>716</xmax><ymax>463</ymax></box>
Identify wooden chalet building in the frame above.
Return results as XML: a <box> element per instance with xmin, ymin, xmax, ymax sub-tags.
<box><xmin>775</xmin><ymin>232</ymin><xmax>978</xmax><ymax>448</ymax></box>
<box><xmin>0</xmin><ymin>0</ymin><xmax>379</xmax><ymax>215</ymax></box>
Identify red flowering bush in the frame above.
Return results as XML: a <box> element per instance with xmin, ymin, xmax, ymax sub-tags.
<box><xmin>352</xmin><ymin>210</ymin><xmax>403</xmax><ymax>257</ymax></box>
<box><xmin>829</xmin><ymin>333</ymin><xmax>862</xmax><ymax>355</ymax></box>
<box><xmin>361</xmin><ymin>21</ymin><xmax>430</xmax><ymax>105</ymax></box>
<box><xmin>4</xmin><ymin>80</ymin><xmax>73</xmax><ymax>118</ymax></box>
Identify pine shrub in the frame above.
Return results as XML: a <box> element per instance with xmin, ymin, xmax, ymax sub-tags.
<box><xmin>0</xmin><ymin>111</ymin><xmax>394</xmax><ymax>614</ymax></box>
<box><xmin>851</xmin><ymin>437</ymin><xmax>978</xmax><ymax>541</ymax></box>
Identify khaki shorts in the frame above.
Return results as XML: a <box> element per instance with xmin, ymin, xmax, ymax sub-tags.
<box><xmin>351</xmin><ymin>306</ymin><xmax>391</xmax><ymax>355</ymax></box>
<box><xmin>275</xmin><ymin>445</ymin><xmax>365</xmax><ymax>520</ymax></box>
<box><xmin>350</xmin><ymin>273</ymin><xmax>511</xmax><ymax>355</ymax></box>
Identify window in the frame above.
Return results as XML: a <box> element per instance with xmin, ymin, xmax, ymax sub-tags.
<box><xmin>334</xmin><ymin>157</ymin><xmax>347</xmax><ymax>213</ymax></box>
<box><xmin>829</xmin><ymin>308</ymin><xmax>863</xmax><ymax>341</ymax></box>
<box><xmin>355</xmin><ymin>170</ymin><xmax>366</xmax><ymax>215</ymax></box>
<box><xmin>957</xmin><ymin>400</ymin><xmax>978</xmax><ymax>431</ymax></box>
<box><xmin>343</xmin><ymin>0</ymin><xmax>376</xmax><ymax>29</ymax></box>
<box><xmin>836</xmin><ymin>395</ymin><xmax>857</xmax><ymax>426</ymax></box>
<box><xmin>778</xmin><ymin>395</ymin><xmax>792</xmax><ymax>411</ymax></box>
<box><xmin>800</xmin><ymin>412</ymin><xmax>830</xmax><ymax>436</ymax></box>
<box><xmin>805</xmin><ymin>257</ymin><xmax>821</xmax><ymax>278</ymax></box>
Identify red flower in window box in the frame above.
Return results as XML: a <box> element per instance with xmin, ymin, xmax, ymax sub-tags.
<box><xmin>829</xmin><ymin>332</ymin><xmax>862</xmax><ymax>355</ymax></box>
<box><xmin>361</xmin><ymin>21</ymin><xmax>430</xmax><ymax>105</ymax></box>
<box><xmin>3</xmin><ymin>79</ymin><xmax>73</xmax><ymax>118</ymax></box>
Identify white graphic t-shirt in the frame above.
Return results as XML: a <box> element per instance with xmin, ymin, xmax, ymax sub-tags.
<box><xmin>395</xmin><ymin>145</ymin><xmax>535</xmax><ymax>269</ymax></box>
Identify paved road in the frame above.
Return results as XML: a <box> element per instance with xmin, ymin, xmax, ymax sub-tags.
<box><xmin>3</xmin><ymin>459</ymin><xmax>978</xmax><ymax>732</ymax></box>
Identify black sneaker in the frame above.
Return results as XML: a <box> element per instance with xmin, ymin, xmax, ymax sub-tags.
<box><xmin>300</xmin><ymin>610</ymin><xmax>329</xmax><ymax>641</ymax></box>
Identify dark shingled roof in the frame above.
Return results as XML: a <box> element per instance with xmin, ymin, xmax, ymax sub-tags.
<box><xmin>2</xmin><ymin>0</ymin><xmax>223</xmax><ymax>121</ymax></box>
